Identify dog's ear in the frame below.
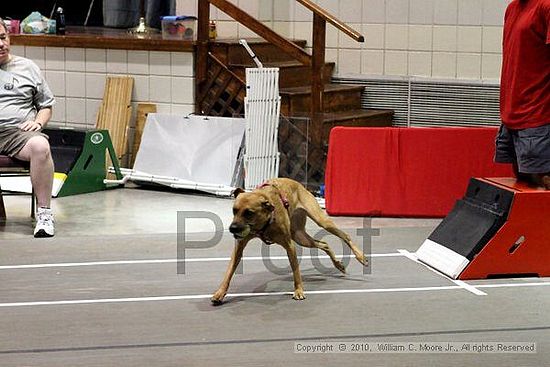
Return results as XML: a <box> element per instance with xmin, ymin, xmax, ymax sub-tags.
<box><xmin>232</xmin><ymin>188</ymin><xmax>245</xmax><ymax>198</ymax></box>
<box><xmin>261</xmin><ymin>200</ymin><xmax>275</xmax><ymax>212</ymax></box>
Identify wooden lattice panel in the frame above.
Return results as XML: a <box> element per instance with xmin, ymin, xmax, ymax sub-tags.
<box><xmin>198</xmin><ymin>56</ymin><xmax>245</xmax><ymax>117</ymax></box>
<box><xmin>278</xmin><ymin>117</ymin><xmax>326</xmax><ymax>191</ymax></box>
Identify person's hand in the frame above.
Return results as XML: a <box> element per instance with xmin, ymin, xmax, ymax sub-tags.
<box><xmin>19</xmin><ymin>120</ymin><xmax>43</xmax><ymax>131</ymax></box>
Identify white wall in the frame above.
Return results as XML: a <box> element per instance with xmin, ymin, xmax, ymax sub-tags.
<box><xmin>10</xmin><ymin>0</ymin><xmax>511</xmax><ymax>127</ymax></box>
<box><xmin>10</xmin><ymin>45</ymin><xmax>195</xmax><ymax>128</ymax></box>
<box><xmin>177</xmin><ymin>0</ymin><xmax>510</xmax><ymax>80</ymax></box>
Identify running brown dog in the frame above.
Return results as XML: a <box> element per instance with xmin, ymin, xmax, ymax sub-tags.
<box><xmin>211</xmin><ymin>178</ymin><xmax>367</xmax><ymax>304</ymax></box>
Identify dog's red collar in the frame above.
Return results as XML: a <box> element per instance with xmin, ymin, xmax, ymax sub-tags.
<box><xmin>257</xmin><ymin>182</ymin><xmax>290</xmax><ymax>209</ymax></box>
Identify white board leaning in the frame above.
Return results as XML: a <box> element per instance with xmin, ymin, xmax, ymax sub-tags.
<box><xmin>120</xmin><ymin>114</ymin><xmax>245</xmax><ymax>196</ymax></box>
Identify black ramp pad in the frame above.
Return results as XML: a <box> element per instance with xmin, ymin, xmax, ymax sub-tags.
<box><xmin>417</xmin><ymin>178</ymin><xmax>514</xmax><ymax>279</ymax></box>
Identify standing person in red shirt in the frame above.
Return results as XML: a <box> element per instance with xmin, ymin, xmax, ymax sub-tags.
<box><xmin>495</xmin><ymin>0</ymin><xmax>550</xmax><ymax>188</ymax></box>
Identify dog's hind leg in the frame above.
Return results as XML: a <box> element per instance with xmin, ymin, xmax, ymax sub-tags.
<box><xmin>294</xmin><ymin>231</ymin><xmax>347</xmax><ymax>274</ymax></box>
<box><xmin>291</xmin><ymin>209</ymin><xmax>346</xmax><ymax>273</ymax></box>
<box><xmin>291</xmin><ymin>208</ymin><xmax>346</xmax><ymax>273</ymax></box>
<box><xmin>211</xmin><ymin>238</ymin><xmax>250</xmax><ymax>305</ymax></box>
<box><xmin>299</xmin><ymin>192</ymin><xmax>368</xmax><ymax>267</ymax></box>
<box><xmin>325</xmin><ymin>225</ymin><xmax>367</xmax><ymax>267</ymax></box>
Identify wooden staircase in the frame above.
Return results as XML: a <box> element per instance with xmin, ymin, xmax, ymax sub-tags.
<box><xmin>195</xmin><ymin>0</ymin><xmax>393</xmax><ymax>188</ymax></box>
<box><xmin>198</xmin><ymin>39</ymin><xmax>393</xmax><ymax>188</ymax></box>
<box><xmin>203</xmin><ymin>39</ymin><xmax>393</xmax><ymax>145</ymax></box>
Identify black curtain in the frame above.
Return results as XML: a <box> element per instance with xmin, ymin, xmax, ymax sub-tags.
<box><xmin>146</xmin><ymin>0</ymin><xmax>176</xmax><ymax>29</ymax></box>
<box><xmin>1</xmin><ymin>1</ymin><xmax>104</xmax><ymax>27</ymax></box>
<box><xmin>103</xmin><ymin>0</ymin><xmax>140</xmax><ymax>28</ymax></box>
<box><xmin>0</xmin><ymin>0</ymin><xmax>176</xmax><ymax>28</ymax></box>
<box><xmin>1</xmin><ymin>1</ymin><xmax>53</xmax><ymax>22</ymax></box>
<box><xmin>103</xmin><ymin>0</ymin><xmax>175</xmax><ymax>29</ymax></box>
<box><xmin>61</xmin><ymin>0</ymin><xmax>104</xmax><ymax>26</ymax></box>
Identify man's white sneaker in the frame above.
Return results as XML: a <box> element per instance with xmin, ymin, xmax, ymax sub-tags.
<box><xmin>34</xmin><ymin>207</ymin><xmax>55</xmax><ymax>238</ymax></box>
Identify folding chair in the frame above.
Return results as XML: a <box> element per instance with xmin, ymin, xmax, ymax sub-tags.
<box><xmin>0</xmin><ymin>155</ymin><xmax>35</xmax><ymax>219</ymax></box>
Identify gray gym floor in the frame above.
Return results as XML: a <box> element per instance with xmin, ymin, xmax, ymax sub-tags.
<box><xmin>1</xmin><ymin>186</ymin><xmax>549</xmax><ymax>366</ymax></box>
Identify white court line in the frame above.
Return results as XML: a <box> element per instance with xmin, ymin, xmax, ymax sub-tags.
<box><xmin>2</xmin><ymin>282</ymin><xmax>550</xmax><ymax>308</ymax></box>
<box><xmin>476</xmin><ymin>282</ymin><xmax>550</xmax><ymax>289</ymax></box>
<box><xmin>398</xmin><ymin>249</ymin><xmax>487</xmax><ymax>296</ymax></box>
<box><xmin>452</xmin><ymin>279</ymin><xmax>487</xmax><ymax>296</ymax></box>
<box><xmin>0</xmin><ymin>253</ymin><xmax>403</xmax><ymax>271</ymax></box>
<box><xmin>0</xmin><ymin>286</ymin><xmax>462</xmax><ymax>307</ymax></box>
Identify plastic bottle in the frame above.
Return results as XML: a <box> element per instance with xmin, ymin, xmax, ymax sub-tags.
<box><xmin>209</xmin><ymin>20</ymin><xmax>217</xmax><ymax>40</ymax></box>
<box><xmin>55</xmin><ymin>7</ymin><xmax>66</xmax><ymax>35</ymax></box>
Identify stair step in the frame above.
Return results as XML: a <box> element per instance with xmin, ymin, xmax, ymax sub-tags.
<box><xmin>212</xmin><ymin>38</ymin><xmax>307</xmax><ymax>47</ymax></box>
<box><xmin>280</xmin><ymin>84</ymin><xmax>365</xmax><ymax>115</ymax></box>
<box><xmin>322</xmin><ymin>109</ymin><xmax>394</xmax><ymax>123</ymax></box>
<box><xmin>210</xmin><ymin>38</ymin><xmax>308</xmax><ymax>65</ymax></box>
<box><xmin>289</xmin><ymin>109</ymin><xmax>394</xmax><ymax>146</ymax></box>
<box><xmin>280</xmin><ymin>84</ymin><xmax>364</xmax><ymax>95</ymax></box>
<box><xmin>320</xmin><ymin>109</ymin><xmax>394</xmax><ymax>141</ymax></box>
<box><xmin>229</xmin><ymin>61</ymin><xmax>335</xmax><ymax>88</ymax></box>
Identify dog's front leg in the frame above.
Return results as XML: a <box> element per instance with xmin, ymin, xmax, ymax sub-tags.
<box><xmin>211</xmin><ymin>239</ymin><xmax>249</xmax><ymax>305</ymax></box>
<box><xmin>283</xmin><ymin>242</ymin><xmax>305</xmax><ymax>300</ymax></box>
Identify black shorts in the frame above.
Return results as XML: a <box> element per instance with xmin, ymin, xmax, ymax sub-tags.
<box><xmin>495</xmin><ymin>124</ymin><xmax>550</xmax><ymax>174</ymax></box>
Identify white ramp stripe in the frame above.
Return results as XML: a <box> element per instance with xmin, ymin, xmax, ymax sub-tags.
<box><xmin>0</xmin><ymin>253</ymin><xmax>404</xmax><ymax>270</ymax></box>
<box><xmin>398</xmin><ymin>249</ymin><xmax>487</xmax><ymax>296</ymax></box>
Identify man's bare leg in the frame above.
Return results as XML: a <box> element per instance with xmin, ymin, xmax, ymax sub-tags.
<box><xmin>15</xmin><ymin>136</ymin><xmax>54</xmax><ymax>207</ymax></box>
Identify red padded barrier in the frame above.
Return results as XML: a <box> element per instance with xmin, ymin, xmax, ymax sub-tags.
<box><xmin>325</xmin><ymin>127</ymin><xmax>514</xmax><ymax>217</ymax></box>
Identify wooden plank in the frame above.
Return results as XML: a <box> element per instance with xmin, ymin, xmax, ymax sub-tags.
<box><xmin>11</xmin><ymin>30</ymin><xmax>195</xmax><ymax>52</ymax></box>
<box><xmin>121</xmin><ymin>106</ymin><xmax>133</xmax><ymax>165</ymax></box>
<box><xmin>96</xmin><ymin>76</ymin><xmax>134</xmax><ymax>163</ymax></box>
<box><xmin>295</xmin><ymin>0</ymin><xmax>364</xmax><ymax>42</ymax></box>
<box><xmin>196</xmin><ymin>0</ymin><xmax>211</xmax><ymax>113</ymax></box>
<box><xmin>311</xmin><ymin>14</ymin><xmax>327</xmax><ymax>101</ymax></box>
<box><xmin>130</xmin><ymin>103</ymin><xmax>157</xmax><ymax>167</ymax></box>
<box><xmin>311</xmin><ymin>13</ymin><xmax>326</xmax><ymax>148</ymax></box>
<box><xmin>0</xmin><ymin>190</ymin><xmax>6</xmax><ymax>219</ymax></box>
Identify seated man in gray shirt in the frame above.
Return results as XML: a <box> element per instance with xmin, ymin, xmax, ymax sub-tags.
<box><xmin>0</xmin><ymin>18</ymin><xmax>55</xmax><ymax>237</ymax></box>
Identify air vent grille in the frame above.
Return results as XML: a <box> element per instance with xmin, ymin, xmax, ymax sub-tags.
<box><xmin>334</xmin><ymin>76</ymin><xmax>501</xmax><ymax>128</ymax></box>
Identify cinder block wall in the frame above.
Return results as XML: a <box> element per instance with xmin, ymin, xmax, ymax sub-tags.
<box><xmin>10</xmin><ymin>45</ymin><xmax>195</xmax><ymax>128</ymax></box>
<box><xmin>177</xmin><ymin>0</ymin><xmax>509</xmax><ymax>81</ymax></box>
